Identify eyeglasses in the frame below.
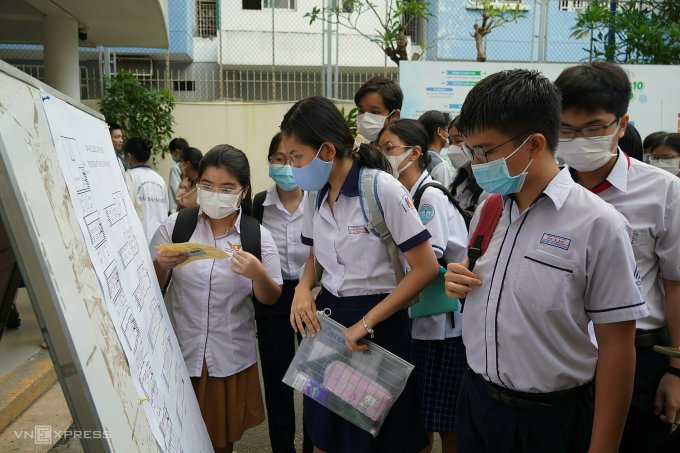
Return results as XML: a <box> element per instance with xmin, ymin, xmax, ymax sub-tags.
<box><xmin>268</xmin><ymin>154</ymin><xmax>292</xmax><ymax>166</ymax></box>
<box><xmin>378</xmin><ymin>144</ymin><xmax>411</xmax><ymax>155</ymax></box>
<box><xmin>196</xmin><ymin>183</ymin><xmax>243</xmax><ymax>195</ymax></box>
<box><xmin>461</xmin><ymin>132</ymin><xmax>531</xmax><ymax>163</ymax></box>
<box><xmin>559</xmin><ymin>118</ymin><xmax>619</xmax><ymax>141</ymax></box>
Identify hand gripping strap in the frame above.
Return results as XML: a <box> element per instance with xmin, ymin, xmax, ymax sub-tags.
<box><xmin>467</xmin><ymin>194</ymin><xmax>503</xmax><ymax>271</ymax></box>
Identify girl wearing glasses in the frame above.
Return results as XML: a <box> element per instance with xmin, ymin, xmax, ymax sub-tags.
<box><xmin>175</xmin><ymin>146</ymin><xmax>203</xmax><ymax>210</ymax></box>
<box><xmin>284</xmin><ymin>96</ymin><xmax>438</xmax><ymax>453</ymax></box>
<box><xmin>650</xmin><ymin>133</ymin><xmax>680</xmax><ymax>176</ymax></box>
<box><xmin>151</xmin><ymin>145</ymin><xmax>283</xmax><ymax>453</ymax></box>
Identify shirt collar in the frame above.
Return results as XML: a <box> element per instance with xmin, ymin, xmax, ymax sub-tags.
<box><xmin>263</xmin><ymin>186</ymin><xmax>279</xmax><ymax>207</ymax></box>
<box><xmin>602</xmin><ymin>149</ymin><xmax>630</xmax><ymax>193</ymax></box>
<box><xmin>409</xmin><ymin>170</ymin><xmax>432</xmax><ymax>197</ymax></box>
<box><xmin>540</xmin><ymin>167</ymin><xmax>574</xmax><ymax>211</ymax></box>
<box><xmin>319</xmin><ymin>157</ymin><xmax>361</xmax><ymax>201</ymax></box>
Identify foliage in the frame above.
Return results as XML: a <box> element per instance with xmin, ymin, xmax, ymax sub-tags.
<box><xmin>469</xmin><ymin>0</ymin><xmax>527</xmax><ymax>62</ymax></box>
<box><xmin>341</xmin><ymin>106</ymin><xmax>359</xmax><ymax>136</ymax></box>
<box><xmin>571</xmin><ymin>0</ymin><xmax>680</xmax><ymax>64</ymax></box>
<box><xmin>305</xmin><ymin>0</ymin><xmax>432</xmax><ymax>66</ymax></box>
<box><xmin>100</xmin><ymin>71</ymin><xmax>176</xmax><ymax>160</ymax></box>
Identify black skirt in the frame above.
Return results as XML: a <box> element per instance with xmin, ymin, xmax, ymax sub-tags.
<box><xmin>303</xmin><ymin>289</ymin><xmax>428</xmax><ymax>453</ymax></box>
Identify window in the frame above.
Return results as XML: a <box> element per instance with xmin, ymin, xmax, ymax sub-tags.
<box><xmin>559</xmin><ymin>0</ymin><xmax>589</xmax><ymax>11</ymax></box>
<box><xmin>263</xmin><ymin>0</ymin><xmax>296</xmax><ymax>9</ymax></box>
<box><xmin>173</xmin><ymin>81</ymin><xmax>196</xmax><ymax>92</ymax></box>
<box><xmin>242</xmin><ymin>0</ymin><xmax>261</xmax><ymax>10</ymax></box>
<box><xmin>196</xmin><ymin>0</ymin><xmax>217</xmax><ymax>37</ymax></box>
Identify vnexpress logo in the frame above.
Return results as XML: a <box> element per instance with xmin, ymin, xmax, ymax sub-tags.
<box><xmin>34</xmin><ymin>425</ymin><xmax>52</xmax><ymax>445</ymax></box>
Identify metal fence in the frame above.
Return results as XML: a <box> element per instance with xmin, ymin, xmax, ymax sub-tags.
<box><xmin>0</xmin><ymin>1</ymin><xmax>650</xmax><ymax>102</ymax></box>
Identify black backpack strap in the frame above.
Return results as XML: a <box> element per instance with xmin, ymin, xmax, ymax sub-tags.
<box><xmin>252</xmin><ymin>191</ymin><xmax>267</xmax><ymax>224</ymax></box>
<box><xmin>414</xmin><ymin>182</ymin><xmax>472</xmax><ymax>228</ymax></box>
<box><xmin>239</xmin><ymin>213</ymin><xmax>262</xmax><ymax>263</ymax></box>
<box><xmin>172</xmin><ymin>206</ymin><xmax>200</xmax><ymax>243</ymax></box>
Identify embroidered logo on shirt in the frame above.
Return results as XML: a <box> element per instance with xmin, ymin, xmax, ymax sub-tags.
<box><xmin>634</xmin><ymin>265</ymin><xmax>642</xmax><ymax>288</ymax></box>
<box><xmin>348</xmin><ymin>225</ymin><xmax>368</xmax><ymax>235</ymax></box>
<box><xmin>224</xmin><ymin>241</ymin><xmax>242</xmax><ymax>257</ymax></box>
<box><xmin>400</xmin><ymin>194</ymin><xmax>415</xmax><ymax>212</ymax></box>
<box><xmin>540</xmin><ymin>233</ymin><xmax>571</xmax><ymax>250</ymax></box>
<box><xmin>419</xmin><ymin>204</ymin><xmax>435</xmax><ymax>225</ymax></box>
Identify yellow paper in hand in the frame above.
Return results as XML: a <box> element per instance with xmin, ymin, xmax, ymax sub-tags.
<box><xmin>157</xmin><ymin>242</ymin><xmax>229</xmax><ymax>267</ymax></box>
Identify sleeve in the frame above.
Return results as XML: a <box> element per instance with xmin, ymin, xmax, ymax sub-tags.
<box><xmin>656</xmin><ymin>182</ymin><xmax>680</xmax><ymax>281</ymax></box>
<box><xmin>301</xmin><ymin>192</ymin><xmax>315</xmax><ymax>246</ymax></box>
<box><xmin>149</xmin><ymin>212</ymin><xmax>177</xmax><ymax>259</ymax></box>
<box><xmin>378</xmin><ymin>173</ymin><xmax>431</xmax><ymax>252</ymax></box>
<box><xmin>168</xmin><ymin>165</ymin><xmax>181</xmax><ymax>212</ymax></box>
<box><xmin>260</xmin><ymin>225</ymin><xmax>284</xmax><ymax>285</ymax></box>
<box><xmin>418</xmin><ymin>188</ymin><xmax>449</xmax><ymax>259</ymax></box>
<box><xmin>585</xmin><ymin>210</ymin><xmax>649</xmax><ymax>324</ymax></box>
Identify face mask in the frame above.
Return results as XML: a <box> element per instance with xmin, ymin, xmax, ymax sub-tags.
<box><xmin>357</xmin><ymin>112</ymin><xmax>389</xmax><ymax>142</ymax></box>
<box><xmin>269</xmin><ymin>164</ymin><xmax>299</xmax><ymax>191</ymax></box>
<box><xmin>291</xmin><ymin>144</ymin><xmax>334</xmax><ymax>192</ymax></box>
<box><xmin>386</xmin><ymin>147</ymin><xmax>415</xmax><ymax>178</ymax></box>
<box><xmin>643</xmin><ymin>154</ymin><xmax>652</xmax><ymax>164</ymax></box>
<box><xmin>447</xmin><ymin>144</ymin><xmax>470</xmax><ymax>169</ymax></box>
<box><xmin>650</xmin><ymin>158</ymin><xmax>680</xmax><ymax>176</ymax></box>
<box><xmin>197</xmin><ymin>187</ymin><xmax>241</xmax><ymax>219</ymax></box>
<box><xmin>557</xmin><ymin>127</ymin><xmax>619</xmax><ymax>172</ymax></box>
<box><xmin>471</xmin><ymin>135</ymin><xmax>534</xmax><ymax>195</ymax></box>
<box><xmin>171</xmin><ymin>151</ymin><xmax>182</xmax><ymax>163</ymax></box>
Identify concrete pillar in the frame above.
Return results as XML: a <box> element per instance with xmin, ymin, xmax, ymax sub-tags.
<box><xmin>43</xmin><ymin>16</ymin><xmax>80</xmax><ymax>100</ymax></box>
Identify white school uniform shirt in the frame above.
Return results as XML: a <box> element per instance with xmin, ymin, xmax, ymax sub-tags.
<box><xmin>150</xmin><ymin>210</ymin><xmax>283</xmax><ymax>377</ymax></box>
<box><xmin>572</xmin><ymin>151</ymin><xmax>680</xmax><ymax>331</ymax></box>
<box><xmin>463</xmin><ymin>168</ymin><xmax>648</xmax><ymax>393</ymax></box>
<box><xmin>410</xmin><ymin>171</ymin><xmax>468</xmax><ymax>340</ymax></box>
<box><xmin>261</xmin><ymin>186</ymin><xmax>309</xmax><ymax>281</ymax></box>
<box><xmin>301</xmin><ymin>159</ymin><xmax>431</xmax><ymax>297</ymax></box>
<box><xmin>168</xmin><ymin>162</ymin><xmax>182</xmax><ymax>213</ymax></box>
<box><xmin>126</xmin><ymin>166</ymin><xmax>169</xmax><ymax>243</ymax></box>
<box><xmin>428</xmin><ymin>150</ymin><xmax>453</xmax><ymax>187</ymax></box>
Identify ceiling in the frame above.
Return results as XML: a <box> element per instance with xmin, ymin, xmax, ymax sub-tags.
<box><xmin>0</xmin><ymin>0</ymin><xmax>168</xmax><ymax>48</ymax></box>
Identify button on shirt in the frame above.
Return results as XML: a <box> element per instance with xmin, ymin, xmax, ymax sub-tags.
<box><xmin>301</xmin><ymin>159</ymin><xmax>431</xmax><ymax>297</ymax></box>
<box><xmin>463</xmin><ymin>168</ymin><xmax>648</xmax><ymax>393</ymax></box>
<box><xmin>570</xmin><ymin>151</ymin><xmax>680</xmax><ymax>330</ymax></box>
<box><xmin>261</xmin><ymin>186</ymin><xmax>309</xmax><ymax>280</ymax></box>
<box><xmin>150</xmin><ymin>210</ymin><xmax>283</xmax><ymax>377</ymax></box>
<box><xmin>410</xmin><ymin>171</ymin><xmax>468</xmax><ymax>340</ymax></box>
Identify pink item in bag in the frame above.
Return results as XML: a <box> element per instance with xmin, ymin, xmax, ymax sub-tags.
<box><xmin>323</xmin><ymin>361</ymin><xmax>393</xmax><ymax>421</ymax></box>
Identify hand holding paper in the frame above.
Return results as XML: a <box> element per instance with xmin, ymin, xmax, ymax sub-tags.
<box><xmin>157</xmin><ymin>242</ymin><xmax>229</xmax><ymax>267</ymax></box>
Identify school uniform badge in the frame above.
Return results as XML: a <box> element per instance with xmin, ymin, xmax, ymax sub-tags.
<box><xmin>418</xmin><ymin>204</ymin><xmax>435</xmax><ymax>224</ymax></box>
<box><xmin>400</xmin><ymin>194</ymin><xmax>415</xmax><ymax>212</ymax></box>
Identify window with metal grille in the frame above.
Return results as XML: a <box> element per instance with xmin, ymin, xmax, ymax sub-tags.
<box><xmin>559</xmin><ymin>0</ymin><xmax>590</xmax><ymax>11</ymax></box>
<box><xmin>263</xmin><ymin>0</ymin><xmax>296</xmax><ymax>9</ymax></box>
<box><xmin>197</xmin><ymin>0</ymin><xmax>217</xmax><ymax>37</ymax></box>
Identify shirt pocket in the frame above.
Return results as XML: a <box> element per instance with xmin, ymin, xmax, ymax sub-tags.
<box><xmin>514</xmin><ymin>249</ymin><xmax>576</xmax><ymax>311</ymax></box>
<box><xmin>631</xmin><ymin>230</ymin><xmax>655</xmax><ymax>261</ymax></box>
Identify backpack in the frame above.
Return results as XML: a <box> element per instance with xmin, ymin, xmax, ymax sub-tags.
<box><xmin>252</xmin><ymin>190</ymin><xmax>266</xmax><ymax>224</ymax></box>
<box><xmin>466</xmin><ymin>194</ymin><xmax>503</xmax><ymax>271</ymax></box>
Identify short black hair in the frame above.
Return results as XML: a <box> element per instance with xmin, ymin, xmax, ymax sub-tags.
<box><xmin>268</xmin><ymin>132</ymin><xmax>283</xmax><ymax>159</ymax></box>
<box><xmin>124</xmin><ymin>137</ymin><xmax>153</xmax><ymax>163</ymax></box>
<box><xmin>418</xmin><ymin>110</ymin><xmax>452</xmax><ymax>144</ymax></box>
<box><xmin>554</xmin><ymin>61</ymin><xmax>631</xmax><ymax>118</ymax></box>
<box><xmin>652</xmin><ymin>133</ymin><xmax>680</xmax><ymax>154</ymax></box>
<box><xmin>378</xmin><ymin>119</ymin><xmax>432</xmax><ymax>171</ymax></box>
<box><xmin>643</xmin><ymin>131</ymin><xmax>668</xmax><ymax>151</ymax></box>
<box><xmin>181</xmin><ymin>147</ymin><xmax>203</xmax><ymax>172</ymax></box>
<box><xmin>354</xmin><ymin>76</ymin><xmax>403</xmax><ymax>112</ymax></box>
<box><xmin>169</xmin><ymin>137</ymin><xmax>189</xmax><ymax>152</ymax></box>
<box><xmin>617</xmin><ymin>123</ymin><xmax>643</xmax><ymax>161</ymax></box>
<box><xmin>449</xmin><ymin>115</ymin><xmax>461</xmax><ymax>131</ymax></box>
<box><xmin>459</xmin><ymin>69</ymin><xmax>561</xmax><ymax>153</ymax></box>
<box><xmin>108</xmin><ymin>122</ymin><xmax>122</xmax><ymax>134</ymax></box>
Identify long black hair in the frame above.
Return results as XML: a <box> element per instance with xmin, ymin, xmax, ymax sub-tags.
<box><xmin>124</xmin><ymin>137</ymin><xmax>153</xmax><ymax>163</ymax></box>
<box><xmin>280</xmin><ymin>96</ymin><xmax>390</xmax><ymax>172</ymax></box>
<box><xmin>378</xmin><ymin>119</ymin><xmax>432</xmax><ymax>171</ymax></box>
<box><xmin>197</xmin><ymin>144</ymin><xmax>253</xmax><ymax>215</ymax></box>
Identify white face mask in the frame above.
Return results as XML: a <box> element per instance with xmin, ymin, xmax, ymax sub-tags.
<box><xmin>197</xmin><ymin>187</ymin><xmax>242</xmax><ymax>219</ymax></box>
<box><xmin>447</xmin><ymin>144</ymin><xmax>471</xmax><ymax>169</ymax></box>
<box><xmin>650</xmin><ymin>157</ymin><xmax>680</xmax><ymax>176</ymax></box>
<box><xmin>386</xmin><ymin>147</ymin><xmax>415</xmax><ymax>178</ymax></box>
<box><xmin>357</xmin><ymin>112</ymin><xmax>389</xmax><ymax>142</ymax></box>
<box><xmin>557</xmin><ymin>127</ymin><xmax>619</xmax><ymax>172</ymax></box>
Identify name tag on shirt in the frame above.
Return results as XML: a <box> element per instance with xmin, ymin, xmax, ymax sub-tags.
<box><xmin>540</xmin><ymin>233</ymin><xmax>571</xmax><ymax>251</ymax></box>
<box><xmin>348</xmin><ymin>225</ymin><xmax>368</xmax><ymax>235</ymax></box>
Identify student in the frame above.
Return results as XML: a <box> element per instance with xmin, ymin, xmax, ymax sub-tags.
<box><xmin>175</xmin><ymin>146</ymin><xmax>203</xmax><ymax>210</ymax></box>
<box><xmin>377</xmin><ymin>119</ymin><xmax>467</xmax><ymax>453</ymax></box>
<box><xmin>168</xmin><ymin>137</ymin><xmax>189</xmax><ymax>214</ymax></box>
<box><xmin>253</xmin><ymin>132</ymin><xmax>312</xmax><ymax>453</ymax></box>
<box><xmin>151</xmin><ymin>145</ymin><xmax>283</xmax><ymax>453</ymax></box>
<box><xmin>418</xmin><ymin>110</ymin><xmax>454</xmax><ymax>186</ymax></box>
<box><xmin>354</xmin><ymin>76</ymin><xmax>402</xmax><ymax>142</ymax></box>
<box><xmin>447</xmin><ymin>116</ymin><xmax>483</xmax><ymax>212</ymax></box>
<box><xmin>643</xmin><ymin>131</ymin><xmax>667</xmax><ymax>164</ymax></box>
<box><xmin>555</xmin><ymin>62</ymin><xmax>680</xmax><ymax>452</ymax></box>
<box><xmin>444</xmin><ymin>69</ymin><xmax>648</xmax><ymax>453</ymax></box>
<box><xmin>283</xmin><ymin>96</ymin><xmax>438</xmax><ymax>453</ymax></box>
<box><xmin>108</xmin><ymin>121</ymin><xmax>127</xmax><ymax>173</ymax></box>
<box><xmin>123</xmin><ymin>138</ymin><xmax>169</xmax><ymax>243</ymax></box>
<box><xmin>650</xmin><ymin>133</ymin><xmax>680</xmax><ymax>177</ymax></box>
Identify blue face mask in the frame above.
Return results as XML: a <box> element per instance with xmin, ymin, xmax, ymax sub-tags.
<box><xmin>269</xmin><ymin>165</ymin><xmax>299</xmax><ymax>191</ymax></box>
<box><xmin>471</xmin><ymin>135</ymin><xmax>534</xmax><ymax>195</ymax></box>
<box><xmin>292</xmin><ymin>144</ymin><xmax>333</xmax><ymax>192</ymax></box>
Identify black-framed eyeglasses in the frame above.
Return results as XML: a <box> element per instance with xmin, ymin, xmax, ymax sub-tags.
<box><xmin>461</xmin><ymin>131</ymin><xmax>531</xmax><ymax>163</ymax></box>
<box><xmin>268</xmin><ymin>154</ymin><xmax>292</xmax><ymax>166</ymax></box>
<box><xmin>196</xmin><ymin>183</ymin><xmax>243</xmax><ymax>195</ymax></box>
<box><xmin>559</xmin><ymin>118</ymin><xmax>620</xmax><ymax>142</ymax></box>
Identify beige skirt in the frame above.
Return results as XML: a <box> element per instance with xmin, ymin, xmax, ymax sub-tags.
<box><xmin>191</xmin><ymin>359</ymin><xmax>265</xmax><ymax>448</ymax></box>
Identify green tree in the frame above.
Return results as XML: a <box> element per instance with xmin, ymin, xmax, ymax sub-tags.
<box><xmin>100</xmin><ymin>72</ymin><xmax>176</xmax><ymax>160</ymax></box>
<box><xmin>572</xmin><ymin>0</ymin><xmax>680</xmax><ymax>64</ymax></box>
<box><xmin>305</xmin><ymin>0</ymin><xmax>431</xmax><ymax>66</ymax></box>
<box><xmin>469</xmin><ymin>0</ymin><xmax>527</xmax><ymax>62</ymax></box>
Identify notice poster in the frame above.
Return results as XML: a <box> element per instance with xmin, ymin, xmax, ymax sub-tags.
<box><xmin>41</xmin><ymin>93</ymin><xmax>212</xmax><ymax>453</ymax></box>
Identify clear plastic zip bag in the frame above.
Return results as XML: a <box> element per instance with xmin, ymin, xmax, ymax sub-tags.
<box><xmin>282</xmin><ymin>310</ymin><xmax>415</xmax><ymax>436</ymax></box>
